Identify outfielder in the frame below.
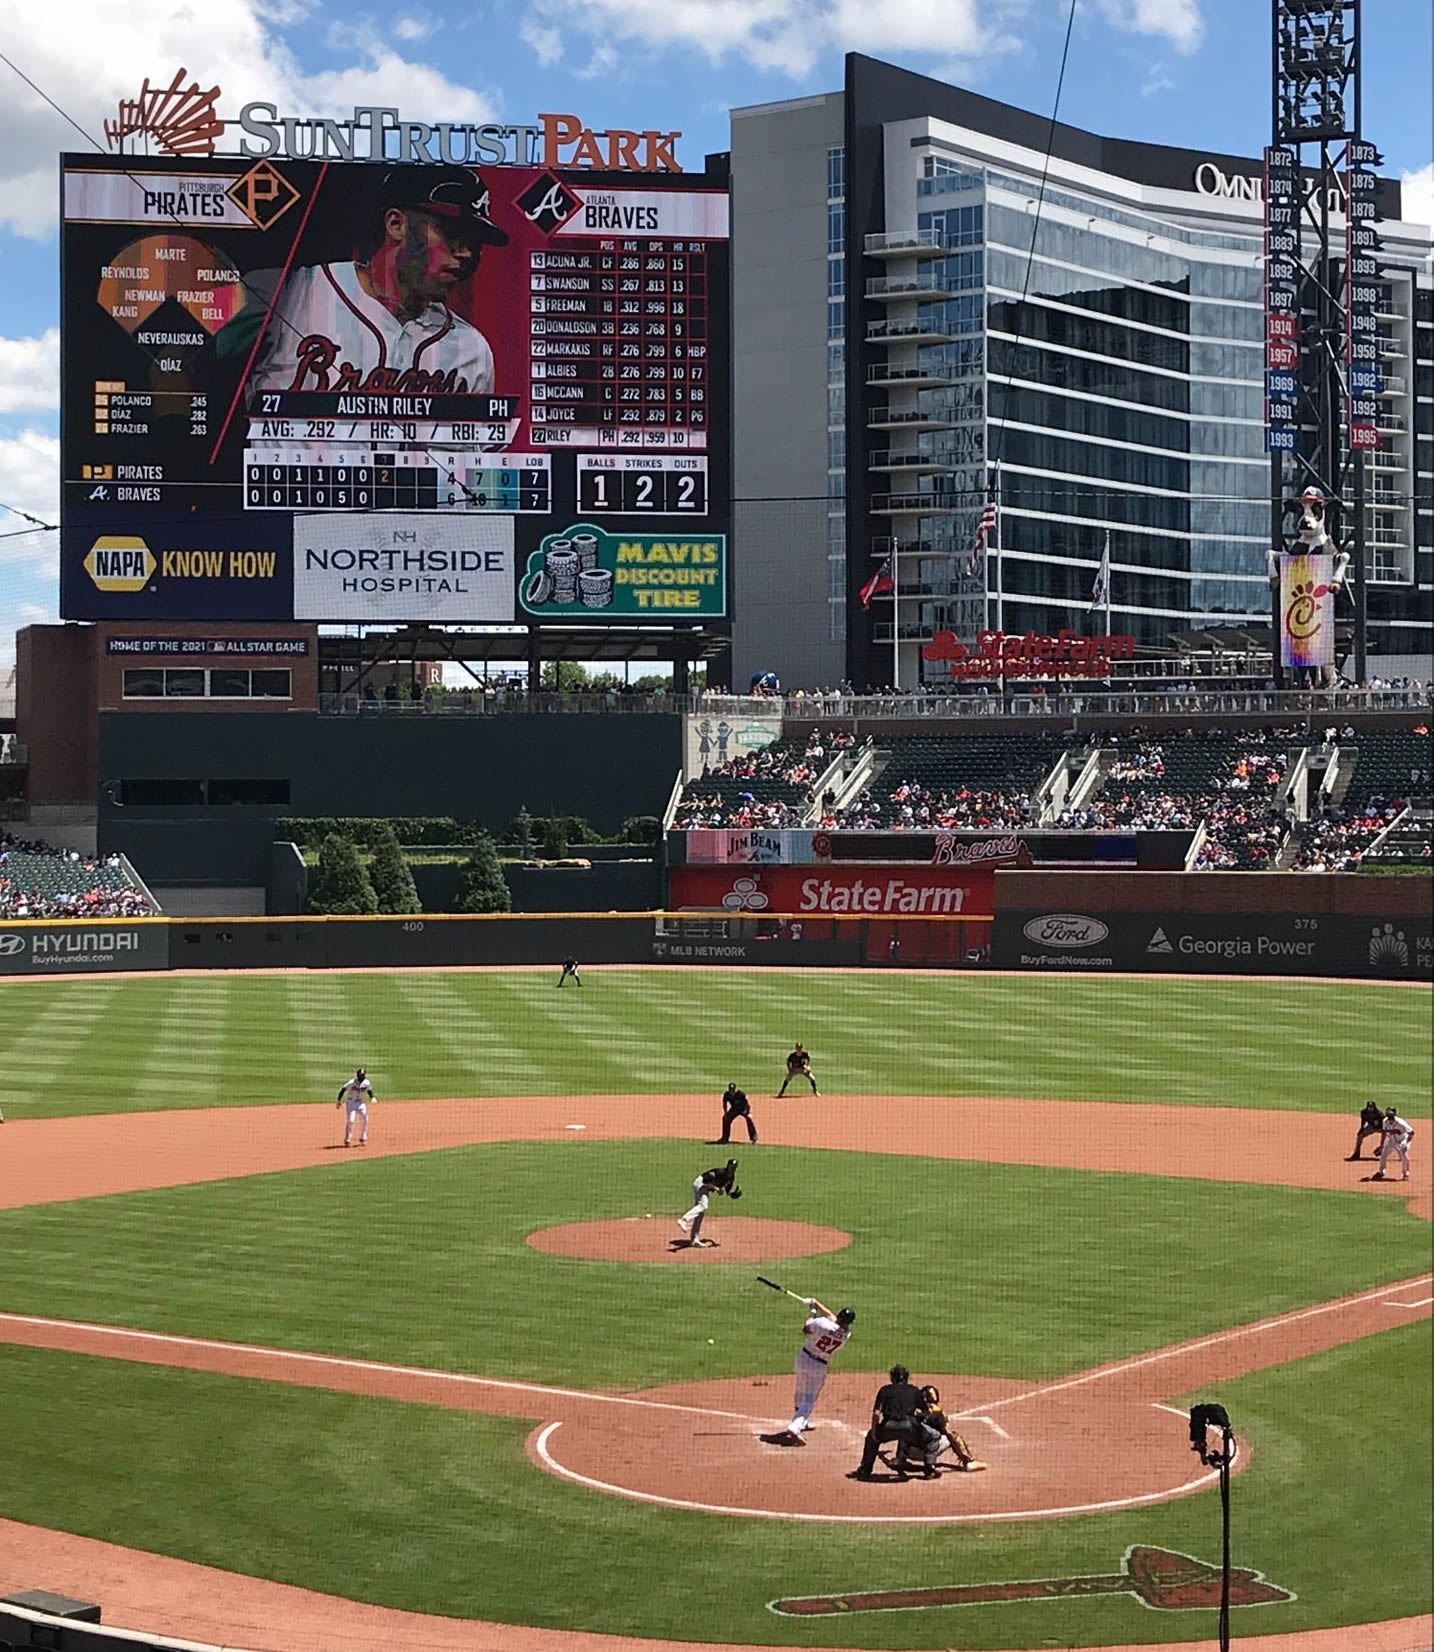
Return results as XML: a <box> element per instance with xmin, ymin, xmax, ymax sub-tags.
<box><xmin>335</xmin><ymin>1067</ymin><xmax>374</xmax><ymax>1147</ymax></box>
<box><xmin>784</xmin><ymin>1298</ymin><xmax>855</xmax><ymax>1442</ymax></box>
<box><xmin>231</xmin><ymin>165</ymin><xmax>508</xmax><ymax>404</ymax></box>
<box><xmin>778</xmin><ymin>1042</ymin><xmax>819</xmax><ymax>1097</ymax></box>
<box><xmin>1373</xmin><ymin>1108</ymin><xmax>1414</xmax><ymax>1180</ymax></box>
<box><xmin>677</xmin><ymin>1159</ymin><xmax>741</xmax><ymax>1246</ymax></box>
<box><xmin>557</xmin><ymin>956</ymin><xmax>582</xmax><ymax>988</ymax></box>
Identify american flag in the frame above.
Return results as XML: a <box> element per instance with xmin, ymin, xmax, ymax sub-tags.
<box><xmin>964</xmin><ymin>490</ymin><xmax>998</xmax><ymax>578</ymax></box>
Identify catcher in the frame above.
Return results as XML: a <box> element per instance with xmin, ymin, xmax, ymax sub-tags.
<box><xmin>778</xmin><ymin>1042</ymin><xmax>819</xmax><ymax>1097</ymax></box>
<box><xmin>895</xmin><ymin>1385</ymin><xmax>987</xmax><ymax>1475</ymax></box>
<box><xmin>676</xmin><ymin>1158</ymin><xmax>743</xmax><ymax>1247</ymax></box>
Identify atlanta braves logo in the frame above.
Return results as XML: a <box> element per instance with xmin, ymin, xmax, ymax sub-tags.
<box><xmin>285</xmin><ymin>335</ymin><xmax>474</xmax><ymax>396</ymax></box>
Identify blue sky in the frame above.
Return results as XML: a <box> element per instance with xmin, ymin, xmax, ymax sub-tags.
<box><xmin>0</xmin><ymin>0</ymin><xmax>1430</xmax><ymax>664</ymax></box>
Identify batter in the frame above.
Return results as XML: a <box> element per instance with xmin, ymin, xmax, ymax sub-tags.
<box><xmin>784</xmin><ymin>1298</ymin><xmax>855</xmax><ymax>1441</ymax></box>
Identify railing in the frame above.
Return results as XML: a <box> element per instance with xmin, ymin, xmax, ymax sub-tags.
<box><xmin>867</xmin><ymin>449</ymin><xmax>963</xmax><ymax>471</ymax></box>
<box><xmin>865</xmin><ymin>274</ymin><xmax>969</xmax><ymax>299</ymax></box>
<box><xmin>865</xmin><ymin>364</ymin><xmax>959</xmax><ymax>385</ymax></box>
<box><xmin>317</xmin><ymin>689</ymin><xmax>1433</xmax><ymax>721</ymax></box>
<box><xmin>867</xmin><ymin>320</ymin><xmax>967</xmax><ymax>343</ymax></box>
<box><xmin>864</xmin><ymin>228</ymin><xmax>957</xmax><ymax>256</ymax></box>
<box><xmin>867</xmin><ymin>406</ymin><xmax>964</xmax><ymax>428</ymax></box>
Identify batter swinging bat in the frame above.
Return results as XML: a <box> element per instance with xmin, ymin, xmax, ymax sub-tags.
<box><xmin>757</xmin><ymin>1275</ymin><xmax>811</xmax><ymax>1305</ymax></box>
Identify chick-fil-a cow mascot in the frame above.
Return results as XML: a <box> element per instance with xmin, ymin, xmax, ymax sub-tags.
<box><xmin>1267</xmin><ymin>487</ymin><xmax>1351</xmax><ymax>687</ymax></box>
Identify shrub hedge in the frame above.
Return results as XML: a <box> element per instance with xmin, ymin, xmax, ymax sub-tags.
<box><xmin>276</xmin><ymin>814</ymin><xmax>663</xmax><ymax>849</ymax></box>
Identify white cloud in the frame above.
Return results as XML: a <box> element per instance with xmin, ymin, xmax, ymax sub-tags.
<box><xmin>394</xmin><ymin>13</ymin><xmax>438</xmax><ymax>41</ymax></box>
<box><xmin>1094</xmin><ymin>0</ymin><xmax>1202</xmax><ymax>53</ymax></box>
<box><xmin>575</xmin><ymin>44</ymin><xmax>620</xmax><ymax>81</ymax></box>
<box><xmin>0</xmin><ymin>0</ymin><xmax>499</xmax><ymax>237</ymax></box>
<box><xmin>519</xmin><ymin>19</ymin><xmax>565</xmax><ymax>67</ymax></box>
<box><xmin>1140</xmin><ymin>62</ymin><xmax>1176</xmax><ymax>98</ymax></box>
<box><xmin>0</xmin><ymin>329</ymin><xmax>59</xmax><ymax>413</ymax></box>
<box><xmin>1401</xmin><ymin>161</ymin><xmax>1434</xmax><ymax>230</ymax></box>
<box><xmin>517</xmin><ymin>0</ymin><xmax>1020</xmax><ymax>78</ymax></box>
<box><xmin>0</xmin><ymin>429</ymin><xmax>60</xmax><ymax>578</ymax></box>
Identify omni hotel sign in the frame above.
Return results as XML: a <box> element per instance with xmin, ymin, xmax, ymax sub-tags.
<box><xmin>1193</xmin><ymin>161</ymin><xmax>1347</xmax><ymax>214</ymax></box>
<box><xmin>104</xmin><ymin>67</ymin><xmax>684</xmax><ymax>172</ymax></box>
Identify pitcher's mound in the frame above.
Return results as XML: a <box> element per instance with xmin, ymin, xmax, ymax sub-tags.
<box><xmin>527</xmin><ymin>1217</ymin><xmax>851</xmax><ymax>1262</ymax></box>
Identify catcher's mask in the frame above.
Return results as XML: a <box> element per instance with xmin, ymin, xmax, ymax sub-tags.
<box><xmin>921</xmin><ymin>1384</ymin><xmax>941</xmax><ymax>1408</ymax></box>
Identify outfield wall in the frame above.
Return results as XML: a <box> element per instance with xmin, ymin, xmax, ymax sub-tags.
<box><xmin>0</xmin><ymin>884</ymin><xmax>1428</xmax><ymax>979</ymax></box>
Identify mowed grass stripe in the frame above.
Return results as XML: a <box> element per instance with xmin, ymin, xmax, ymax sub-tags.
<box><xmin>0</xmin><ymin>970</ymin><xmax>1427</xmax><ymax>1118</ymax></box>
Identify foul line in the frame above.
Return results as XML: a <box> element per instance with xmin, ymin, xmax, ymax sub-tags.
<box><xmin>949</xmin><ymin>1275</ymin><xmax>1434</xmax><ymax>1421</ymax></box>
<box><xmin>0</xmin><ymin>1313</ymin><xmax>784</xmax><ymax>1428</ymax></box>
<box><xmin>532</xmin><ymin>1421</ymin><xmax>1227</xmax><ymax>1525</ymax></box>
<box><xmin>1385</xmin><ymin>1296</ymin><xmax>1434</xmax><ymax>1308</ymax></box>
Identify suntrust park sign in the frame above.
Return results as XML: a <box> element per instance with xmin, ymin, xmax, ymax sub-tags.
<box><xmin>104</xmin><ymin>69</ymin><xmax>683</xmax><ymax>172</ymax></box>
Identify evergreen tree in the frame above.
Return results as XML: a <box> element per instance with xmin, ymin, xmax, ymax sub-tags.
<box><xmin>369</xmin><ymin>824</ymin><xmax>421</xmax><ymax>914</ymax></box>
<box><xmin>307</xmin><ymin>833</ymin><xmax>378</xmax><ymax>914</ymax></box>
<box><xmin>539</xmin><ymin>816</ymin><xmax>569</xmax><ymax>858</ymax></box>
<box><xmin>454</xmin><ymin>834</ymin><xmax>512</xmax><ymax>913</ymax></box>
<box><xmin>509</xmin><ymin>806</ymin><xmax>535</xmax><ymax>854</ymax></box>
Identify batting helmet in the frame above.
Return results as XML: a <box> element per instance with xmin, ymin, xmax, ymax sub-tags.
<box><xmin>836</xmin><ymin>1307</ymin><xmax>856</xmax><ymax>1327</ymax></box>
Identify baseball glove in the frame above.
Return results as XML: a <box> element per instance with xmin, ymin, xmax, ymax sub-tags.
<box><xmin>728</xmin><ymin>1185</ymin><xmax>743</xmax><ymax>1200</ymax></box>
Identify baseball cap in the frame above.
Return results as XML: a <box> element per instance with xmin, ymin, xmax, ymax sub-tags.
<box><xmin>379</xmin><ymin>165</ymin><xmax>509</xmax><ymax>246</ymax></box>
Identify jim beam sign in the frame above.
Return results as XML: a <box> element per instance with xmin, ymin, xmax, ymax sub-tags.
<box><xmin>105</xmin><ymin>68</ymin><xmax>683</xmax><ymax>171</ymax></box>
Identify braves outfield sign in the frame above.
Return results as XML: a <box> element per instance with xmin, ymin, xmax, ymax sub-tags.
<box><xmin>0</xmin><ymin>923</ymin><xmax>170</xmax><ymax>975</ymax></box>
<box><xmin>520</xmin><ymin>522</ymin><xmax>726</xmax><ymax>621</ymax></box>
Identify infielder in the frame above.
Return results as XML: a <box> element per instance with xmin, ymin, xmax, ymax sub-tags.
<box><xmin>335</xmin><ymin>1067</ymin><xmax>374</xmax><ymax>1147</ymax></box>
<box><xmin>778</xmin><ymin>1042</ymin><xmax>819</xmax><ymax>1097</ymax></box>
<box><xmin>1373</xmin><ymin>1107</ymin><xmax>1414</xmax><ymax>1181</ymax></box>
<box><xmin>784</xmin><ymin>1298</ymin><xmax>855</xmax><ymax>1442</ymax></box>
<box><xmin>231</xmin><ymin>165</ymin><xmax>508</xmax><ymax>403</ymax></box>
<box><xmin>677</xmin><ymin>1159</ymin><xmax>741</xmax><ymax>1246</ymax></box>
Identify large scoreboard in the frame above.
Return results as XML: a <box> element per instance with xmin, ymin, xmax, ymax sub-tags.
<box><xmin>60</xmin><ymin>155</ymin><xmax>729</xmax><ymax>624</ymax></box>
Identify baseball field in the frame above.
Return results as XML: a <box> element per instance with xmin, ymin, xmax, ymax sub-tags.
<box><xmin>0</xmin><ymin>966</ymin><xmax>1430</xmax><ymax>1652</ymax></box>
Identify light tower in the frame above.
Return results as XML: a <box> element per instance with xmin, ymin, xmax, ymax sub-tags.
<box><xmin>1265</xmin><ymin>0</ymin><xmax>1381</xmax><ymax>685</ymax></box>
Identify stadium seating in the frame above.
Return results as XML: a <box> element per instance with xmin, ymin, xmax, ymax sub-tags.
<box><xmin>0</xmin><ymin>835</ymin><xmax>154</xmax><ymax>917</ymax></box>
<box><xmin>674</xmin><ymin>737</ymin><xmax>841</xmax><ymax>827</ymax></box>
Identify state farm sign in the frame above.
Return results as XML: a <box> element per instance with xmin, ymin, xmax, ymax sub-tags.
<box><xmin>669</xmin><ymin>865</ymin><xmax>993</xmax><ymax>916</ymax></box>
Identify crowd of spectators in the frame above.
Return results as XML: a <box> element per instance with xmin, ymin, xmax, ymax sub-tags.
<box><xmin>1290</xmin><ymin>793</ymin><xmax>1412</xmax><ymax>872</ymax></box>
<box><xmin>674</xmin><ymin>733</ymin><xmax>859</xmax><ymax>829</ymax></box>
<box><xmin>818</xmin><ymin>780</ymin><xmax>1032</xmax><ymax>833</ymax></box>
<box><xmin>0</xmin><ymin>832</ymin><xmax>154</xmax><ymax>918</ymax></box>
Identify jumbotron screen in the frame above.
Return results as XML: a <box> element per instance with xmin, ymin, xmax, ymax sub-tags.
<box><xmin>59</xmin><ymin>154</ymin><xmax>730</xmax><ymax>624</ymax></box>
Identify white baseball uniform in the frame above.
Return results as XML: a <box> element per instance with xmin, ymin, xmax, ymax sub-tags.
<box><xmin>787</xmin><ymin>1313</ymin><xmax>851</xmax><ymax>1436</ymax></box>
<box><xmin>248</xmin><ymin>262</ymin><xmax>495</xmax><ymax>399</ymax></box>
<box><xmin>1378</xmin><ymin>1113</ymin><xmax>1414</xmax><ymax>1179</ymax></box>
<box><xmin>680</xmin><ymin>1176</ymin><xmax>711</xmax><ymax>1240</ymax></box>
<box><xmin>338</xmin><ymin>1074</ymin><xmax>373</xmax><ymax>1145</ymax></box>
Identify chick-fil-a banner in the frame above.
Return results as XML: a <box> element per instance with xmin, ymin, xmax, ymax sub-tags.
<box><xmin>1279</xmin><ymin>553</ymin><xmax>1335</xmax><ymax>669</ymax></box>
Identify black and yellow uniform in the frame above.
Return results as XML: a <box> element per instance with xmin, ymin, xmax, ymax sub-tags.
<box><xmin>719</xmin><ymin>1083</ymin><xmax>758</xmax><ymax>1143</ymax></box>
<box><xmin>557</xmin><ymin>957</ymin><xmax>582</xmax><ymax>988</ymax></box>
<box><xmin>778</xmin><ymin>1044</ymin><xmax>818</xmax><ymax>1097</ymax></box>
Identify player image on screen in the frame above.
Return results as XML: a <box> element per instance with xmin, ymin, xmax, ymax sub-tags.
<box><xmin>226</xmin><ymin>165</ymin><xmax>510</xmax><ymax>404</ymax></box>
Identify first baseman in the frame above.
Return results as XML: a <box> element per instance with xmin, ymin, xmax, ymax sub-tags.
<box><xmin>778</xmin><ymin>1042</ymin><xmax>819</xmax><ymax>1097</ymax></box>
<box><xmin>234</xmin><ymin>165</ymin><xmax>508</xmax><ymax>403</ymax></box>
<box><xmin>784</xmin><ymin>1298</ymin><xmax>855</xmax><ymax>1441</ymax></box>
<box><xmin>336</xmin><ymin>1067</ymin><xmax>374</xmax><ymax>1147</ymax></box>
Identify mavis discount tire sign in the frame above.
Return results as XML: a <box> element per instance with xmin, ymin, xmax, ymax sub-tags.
<box><xmin>0</xmin><ymin>922</ymin><xmax>170</xmax><ymax>974</ymax></box>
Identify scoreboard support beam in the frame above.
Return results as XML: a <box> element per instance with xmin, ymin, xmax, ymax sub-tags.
<box><xmin>527</xmin><ymin>627</ymin><xmax>542</xmax><ymax>692</ymax></box>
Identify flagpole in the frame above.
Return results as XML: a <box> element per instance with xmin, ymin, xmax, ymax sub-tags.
<box><xmin>1104</xmin><ymin>527</ymin><xmax>1112</xmax><ymax>636</ymax></box>
<box><xmin>992</xmin><ymin>466</ymin><xmax>1003</xmax><ymax>636</ymax></box>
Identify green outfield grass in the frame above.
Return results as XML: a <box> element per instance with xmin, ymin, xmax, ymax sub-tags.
<box><xmin>0</xmin><ymin>1144</ymin><xmax>1427</xmax><ymax>1386</ymax></box>
<box><xmin>1</xmin><ymin>969</ymin><xmax>1429</xmax><ymax>1118</ymax></box>
<box><xmin>0</xmin><ymin>1321</ymin><xmax>1427</xmax><ymax>1647</ymax></box>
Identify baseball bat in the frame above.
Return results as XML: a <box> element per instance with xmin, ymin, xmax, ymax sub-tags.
<box><xmin>757</xmin><ymin>1275</ymin><xmax>811</xmax><ymax>1304</ymax></box>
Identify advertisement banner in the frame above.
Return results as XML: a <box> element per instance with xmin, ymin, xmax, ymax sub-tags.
<box><xmin>683</xmin><ymin>829</ymin><xmax>815</xmax><ymax>864</ymax></box>
<box><xmin>1279</xmin><ymin>553</ymin><xmax>1336</xmax><ymax>669</ymax></box>
<box><xmin>0</xmin><ymin>922</ymin><xmax>170</xmax><ymax>975</ymax></box>
<box><xmin>60</xmin><ymin>154</ymin><xmax>730</xmax><ymax>624</ymax></box>
<box><xmin>292</xmin><ymin>513</ymin><xmax>514</xmax><ymax>621</ymax></box>
<box><xmin>669</xmin><ymin>864</ymin><xmax>994</xmax><ymax>916</ymax></box>
<box><xmin>684</xmin><ymin>713</ymin><xmax>781</xmax><ymax>778</ymax></box>
<box><xmin>519</xmin><ymin>520</ymin><xmax>725</xmax><ymax>620</ymax></box>
<box><xmin>993</xmin><ymin>909</ymin><xmax>1433</xmax><ymax>979</ymax></box>
<box><xmin>105</xmin><ymin>634</ymin><xmax>309</xmax><ymax>655</ymax></box>
<box><xmin>60</xmin><ymin>508</ymin><xmax>293</xmax><ymax>620</ymax></box>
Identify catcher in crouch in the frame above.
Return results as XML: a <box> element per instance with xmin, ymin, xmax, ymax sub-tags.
<box><xmin>896</xmin><ymin>1385</ymin><xmax>987</xmax><ymax>1475</ymax></box>
<box><xmin>778</xmin><ymin>1042</ymin><xmax>819</xmax><ymax>1097</ymax></box>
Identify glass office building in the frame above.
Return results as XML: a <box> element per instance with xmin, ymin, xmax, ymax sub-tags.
<box><xmin>729</xmin><ymin>55</ymin><xmax>1433</xmax><ymax>690</ymax></box>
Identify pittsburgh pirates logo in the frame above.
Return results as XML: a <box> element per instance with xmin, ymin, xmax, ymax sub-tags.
<box><xmin>517</xmin><ymin>172</ymin><xmax>582</xmax><ymax>234</ymax></box>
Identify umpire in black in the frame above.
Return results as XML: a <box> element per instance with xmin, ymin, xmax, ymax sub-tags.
<box><xmin>1347</xmin><ymin>1099</ymin><xmax>1384</xmax><ymax>1160</ymax></box>
<box><xmin>852</xmin><ymin>1365</ymin><xmax>936</xmax><ymax>1480</ymax></box>
<box><xmin>717</xmin><ymin>1082</ymin><xmax>757</xmax><ymax>1143</ymax></box>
